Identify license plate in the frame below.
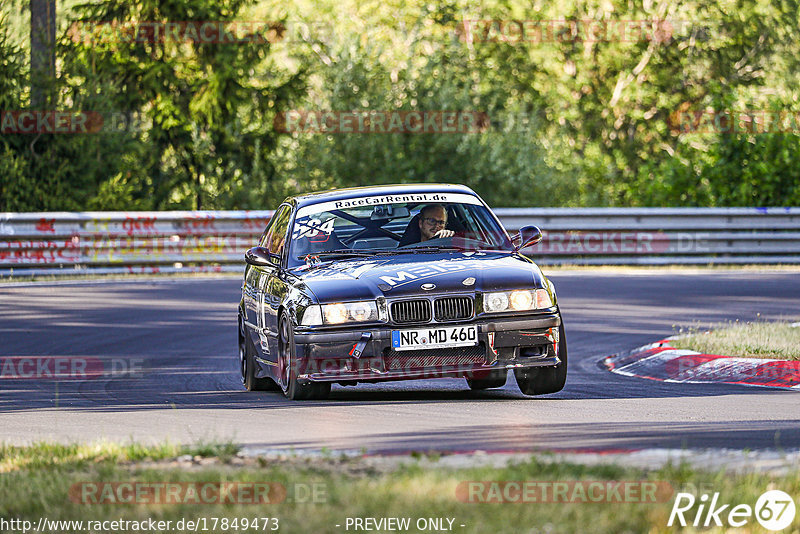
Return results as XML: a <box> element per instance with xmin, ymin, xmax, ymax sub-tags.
<box><xmin>391</xmin><ymin>325</ymin><xmax>478</xmax><ymax>351</ymax></box>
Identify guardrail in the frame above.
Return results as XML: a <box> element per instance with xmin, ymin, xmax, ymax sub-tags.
<box><xmin>497</xmin><ymin>207</ymin><xmax>800</xmax><ymax>265</ymax></box>
<box><xmin>1</xmin><ymin>207</ymin><xmax>799</xmax><ymax>277</ymax></box>
<box><xmin>0</xmin><ymin>211</ymin><xmax>272</xmax><ymax>277</ymax></box>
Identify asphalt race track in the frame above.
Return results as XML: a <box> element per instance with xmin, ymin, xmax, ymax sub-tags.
<box><xmin>1</xmin><ymin>271</ymin><xmax>799</xmax><ymax>453</ymax></box>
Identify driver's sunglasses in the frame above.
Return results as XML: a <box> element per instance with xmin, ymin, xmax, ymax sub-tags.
<box><xmin>423</xmin><ymin>217</ymin><xmax>447</xmax><ymax>227</ymax></box>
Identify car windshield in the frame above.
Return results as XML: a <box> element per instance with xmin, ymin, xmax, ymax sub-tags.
<box><xmin>288</xmin><ymin>193</ymin><xmax>513</xmax><ymax>266</ymax></box>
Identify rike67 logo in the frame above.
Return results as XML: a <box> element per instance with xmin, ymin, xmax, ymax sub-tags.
<box><xmin>669</xmin><ymin>489</ymin><xmax>796</xmax><ymax>531</ymax></box>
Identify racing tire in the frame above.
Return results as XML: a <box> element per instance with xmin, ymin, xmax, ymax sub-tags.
<box><xmin>240</xmin><ymin>316</ymin><xmax>277</xmax><ymax>391</ymax></box>
<box><xmin>278</xmin><ymin>312</ymin><xmax>331</xmax><ymax>401</ymax></box>
<box><xmin>466</xmin><ymin>370</ymin><xmax>507</xmax><ymax>390</ymax></box>
<box><xmin>515</xmin><ymin>322</ymin><xmax>567</xmax><ymax>396</ymax></box>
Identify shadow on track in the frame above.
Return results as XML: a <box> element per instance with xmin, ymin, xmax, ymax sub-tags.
<box><xmin>247</xmin><ymin>419</ymin><xmax>800</xmax><ymax>453</ymax></box>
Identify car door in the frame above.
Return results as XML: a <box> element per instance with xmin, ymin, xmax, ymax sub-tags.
<box><xmin>242</xmin><ymin>229</ymin><xmax>266</xmax><ymax>351</ymax></box>
<box><xmin>260</xmin><ymin>205</ymin><xmax>293</xmax><ymax>362</ymax></box>
<box><xmin>244</xmin><ymin>204</ymin><xmax>291</xmax><ymax>360</ymax></box>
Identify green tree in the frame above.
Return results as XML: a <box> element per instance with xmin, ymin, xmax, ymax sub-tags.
<box><xmin>279</xmin><ymin>3</ymin><xmax>575</xmax><ymax>206</ymax></box>
<box><xmin>63</xmin><ymin>0</ymin><xmax>305</xmax><ymax>209</ymax></box>
<box><xmin>2</xmin><ymin>0</ymin><xmax>306</xmax><ymax>211</ymax></box>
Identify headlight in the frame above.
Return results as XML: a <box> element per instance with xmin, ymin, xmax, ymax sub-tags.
<box><xmin>483</xmin><ymin>289</ymin><xmax>553</xmax><ymax>313</ymax></box>
<box><xmin>349</xmin><ymin>301</ymin><xmax>371</xmax><ymax>321</ymax></box>
<box><xmin>322</xmin><ymin>301</ymin><xmax>379</xmax><ymax>324</ymax></box>
<box><xmin>324</xmin><ymin>303</ymin><xmax>349</xmax><ymax>324</ymax></box>
<box><xmin>509</xmin><ymin>290</ymin><xmax>533</xmax><ymax>310</ymax></box>
<box><xmin>484</xmin><ymin>292</ymin><xmax>509</xmax><ymax>313</ymax></box>
<box><xmin>301</xmin><ymin>302</ymin><xmax>381</xmax><ymax>325</ymax></box>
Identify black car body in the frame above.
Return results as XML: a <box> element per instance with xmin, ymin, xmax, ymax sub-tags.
<box><xmin>238</xmin><ymin>184</ymin><xmax>566</xmax><ymax>399</ymax></box>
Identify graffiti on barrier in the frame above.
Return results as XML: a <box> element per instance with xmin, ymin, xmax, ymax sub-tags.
<box><xmin>35</xmin><ymin>218</ymin><xmax>56</xmax><ymax>233</ymax></box>
<box><xmin>122</xmin><ymin>216</ymin><xmax>157</xmax><ymax>236</ymax></box>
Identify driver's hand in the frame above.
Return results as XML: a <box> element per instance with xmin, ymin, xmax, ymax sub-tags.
<box><xmin>434</xmin><ymin>229</ymin><xmax>455</xmax><ymax>238</ymax></box>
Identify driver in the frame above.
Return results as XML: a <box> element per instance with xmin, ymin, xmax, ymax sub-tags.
<box><xmin>418</xmin><ymin>204</ymin><xmax>455</xmax><ymax>241</ymax></box>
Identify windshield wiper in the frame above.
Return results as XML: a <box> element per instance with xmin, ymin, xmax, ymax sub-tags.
<box><xmin>301</xmin><ymin>248</ymin><xmax>428</xmax><ymax>258</ymax></box>
<box><xmin>399</xmin><ymin>244</ymin><xmax>514</xmax><ymax>253</ymax></box>
<box><xmin>296</xmin><ymin>249</ymin><xmax>375</xmax><ymax>260</ymax></box>
<box><xmin>394</xmin><ymin>245</ymin><xmax>464</xmax><ymax>253</ymax></box>
<box><xmin>296</xmin><ymin>244</ymin><xmax>496</xmax><ymax>261</ymax></box>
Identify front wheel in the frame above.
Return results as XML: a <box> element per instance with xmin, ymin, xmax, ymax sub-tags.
<box><xmin>515</xmin><ymin>322</ymin><xmax>567</xmax><ymax>396</ymax></box>
<box><xmin>278</xmin><ymin>312</ymin><xmax>331</xmax><ymax>400</ymax></box>
<box><xmin>240</xmin><ymin>316</ymin><xmax>277</xmax><ymax>391</ymax></box>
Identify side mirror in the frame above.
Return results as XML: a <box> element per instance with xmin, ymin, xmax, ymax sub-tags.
<box><xmin>513</xmin><ymin>225</ymin><xmax>543</xmax><ymax>252</ymax></box>
<box><xmin>245</xmin><ymin>246</ymin><xmax>281</xmax><ymax>267</ymax></box>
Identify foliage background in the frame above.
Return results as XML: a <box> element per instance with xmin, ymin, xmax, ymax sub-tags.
<box><xmin>1</xmin><ymin>0</ymin><xmax>799</xmax><ymax>210</ymax></box>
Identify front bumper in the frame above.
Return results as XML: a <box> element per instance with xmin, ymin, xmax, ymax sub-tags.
<box><xmin>292</xmin><ymin>313</ymin><xmax>561</xmax><ymax>384</ymax></box>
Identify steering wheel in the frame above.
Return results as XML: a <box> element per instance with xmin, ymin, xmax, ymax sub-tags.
<box><xmin>399</xmin><ymin>234</ymin><xmax>488</xmax><ymax>250</ymax></box>
<box><xmin>403</xmin><ymin>236</ymin><xmax>452</xmax><ymax>247</ymax></box>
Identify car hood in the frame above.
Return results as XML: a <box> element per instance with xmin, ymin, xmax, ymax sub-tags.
<box><xmin>289</xmin><ymin>252</ymin><xmax>546</xmax><ymax>302</ymax></box>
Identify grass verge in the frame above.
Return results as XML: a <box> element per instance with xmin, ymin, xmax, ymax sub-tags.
<box><xmin>1</xmin><ymin>442</ymin><xmax>799</xmax><ymax>533</ymax></box>
<box><xmin>0</xmin><ymin>441</ymin><xmax>239</xmax><ymax>474</ymax></box>
<box><xmin>671</xmin><ymin>321</ymin><xmax>800</xmax><ymax>360</ymax></box>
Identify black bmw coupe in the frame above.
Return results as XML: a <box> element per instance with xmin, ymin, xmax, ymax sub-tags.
<box><xmin>238</xmin><ymin>183</ymin><xmax>566</xmax><ymax>399</ymax></box>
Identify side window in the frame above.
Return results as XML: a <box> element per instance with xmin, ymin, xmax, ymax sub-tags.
<box><xmin>257</xmin><ymin>228</ymin><xmax>269</xmax><ymax>247</ymax></box>
<box><xmin>261</xmin><ymin>205</ymin><xmax>292</xmax><ymax>255</ymax></box>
